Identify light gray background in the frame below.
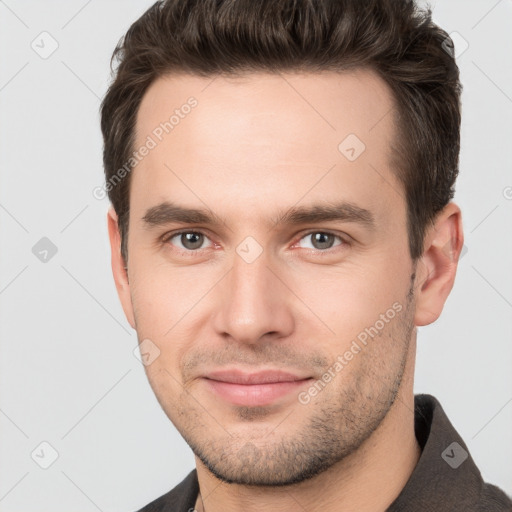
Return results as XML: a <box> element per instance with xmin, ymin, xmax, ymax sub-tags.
<box><xmin>0</xmin><ymin>0</ymin><xmax>511</xmax><ymax>510</ymax></box>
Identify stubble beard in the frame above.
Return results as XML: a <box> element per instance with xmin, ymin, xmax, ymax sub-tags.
<box><xmin>176</xmin><ymin>281</ymin><xmax>417</xmax><ymax>487</ymax></box>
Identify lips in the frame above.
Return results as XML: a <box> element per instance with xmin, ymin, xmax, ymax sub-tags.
<box><xmin>201</xmin><ymin>369</ymin><xmax>313</xmax><ymax>407</ymax></box>
<box><xmin>204</xmin><ymin>369</ymin><xmax>309</xmax><ymax>385</ymax></box>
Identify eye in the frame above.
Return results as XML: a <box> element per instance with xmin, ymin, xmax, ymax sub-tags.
<box><xmin>163</xmin><ymin>231</ymin><xmax>213</xmax><ymax>252</ymax></box>
<box><xmin>162</xmin><ymin>229</ymin><xmax>347</xmax><ymax>256</ymax></box>
<box><xmin>296</xmin><ymin>231</ymin><xmax>345</xmax><ymax>251</ymax></box>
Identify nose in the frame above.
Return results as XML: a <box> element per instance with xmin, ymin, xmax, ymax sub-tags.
<box><xmin>211</xmin><ymin>249</ymin><xmax>295</xmax><ymax>346</ymax></box>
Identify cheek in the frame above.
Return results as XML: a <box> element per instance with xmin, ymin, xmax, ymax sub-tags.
<box><xmin>129</xmin><ymin>262</ymin><xmax>204</xmax><ymax>330</ymax></box>
<box><xmin>142</xmin><ymin>364</ymin><xmax>192</xmax><ymax>427</ymax></box>
<box><xmin>287</xmin><ymin>264</ymin><xmax>407</xmax><ymax>341</ymax></box>
<box><xmin>129</xmin><ymin>267</ymin><xmax>210</xmax><ymax>370</ymax></box>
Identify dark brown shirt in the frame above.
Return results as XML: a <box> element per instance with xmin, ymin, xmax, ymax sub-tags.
<box><xmin>137</xmin><ymin>394</ymin><xmax>512</xmax><ymax>511</ymax></box>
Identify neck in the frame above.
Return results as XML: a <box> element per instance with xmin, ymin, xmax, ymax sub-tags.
<box><xmin>195</xmin><ymin>336</ymin><xmax>420</xmax><ymax>512</ymax></box>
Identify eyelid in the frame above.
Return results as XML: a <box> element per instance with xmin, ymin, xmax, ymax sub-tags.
<box><xmin>161</xmin><ymin>229</ymin><xmax>216</xmax><ymax>251</ymax></box>
<box><xmin>290</xmin><ymin>229</ymin><xmax>350</xmax><ymax>253</ymax></box>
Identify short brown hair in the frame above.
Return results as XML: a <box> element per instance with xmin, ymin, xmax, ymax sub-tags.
<box><xmin>100</xmin><ymin>0</ymin><xmax>462</xmax><ymax>263</ymax></box>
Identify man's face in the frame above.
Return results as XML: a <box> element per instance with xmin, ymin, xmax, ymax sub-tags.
<box><xmin>122</xmin><ymin>69</ymin><xmax>419</xmax><ymax>485</ymax></box>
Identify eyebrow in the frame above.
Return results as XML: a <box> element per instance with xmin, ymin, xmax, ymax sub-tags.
<box><xmin>142</xmin><ymin>200</ymin><xmax>376</xmax><ymax>231</ymax></box>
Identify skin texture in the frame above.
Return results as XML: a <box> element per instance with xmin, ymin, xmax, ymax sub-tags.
<box><xmin>107</xmin><ymin>69</ymin><xmax>464</xmax><ymax>511</ymax></box>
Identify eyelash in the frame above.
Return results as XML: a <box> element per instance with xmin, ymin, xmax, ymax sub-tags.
<box><xmin>161</xmin><ymin>229</ymin><xmax>349</xmax><ymax>257</ymax></box>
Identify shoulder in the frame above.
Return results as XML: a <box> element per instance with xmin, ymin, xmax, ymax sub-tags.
<box><xmin>478</xmin><ymin>482</ymin><xmax>512</xmax><ymax>511</ymax></box>
<box><xmin>134</xmin><ymin>469</ymin><xmax>199</xmax><ymax>512</ymax></box>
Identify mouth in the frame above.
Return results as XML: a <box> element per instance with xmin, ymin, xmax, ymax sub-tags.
<box><xmin>201</xmin><ymin>369</ymin><xmax>314</xmax><ymax>407</ymax></box>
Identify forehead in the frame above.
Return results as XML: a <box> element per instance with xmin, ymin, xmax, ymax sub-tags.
<box><xmin>135</xmin><ymin>68</ymin><xmax>396</xmax><ymax>150</ymax></box>
<box><xmin>130</xmin><ymin>69</ymin><xmax>404</xmax><ymax>229</ymax></box>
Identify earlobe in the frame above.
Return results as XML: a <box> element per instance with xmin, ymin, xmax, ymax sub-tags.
<box><xmin>414</xmin><ymin>202</ymin><xmax>464</xmax><ymax>327</ymax></box>
<box><xmin>107</xmin><ymin>207</ymin><xmax>136</xmax><ymax>329</ymax></box>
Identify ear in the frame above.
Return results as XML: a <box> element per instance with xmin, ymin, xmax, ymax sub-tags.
<box><xmin>107</xmin><ymin>207</ymin><xmax>135</xmax><ymax>329</ymax></box>
<box><xmin>414</xmin><ymin>202</ymin><xmax>464</xmax><ymax>327</ymax></box>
